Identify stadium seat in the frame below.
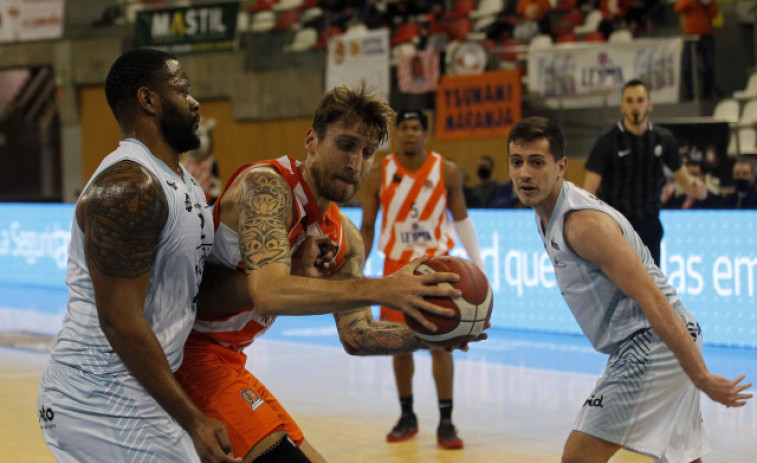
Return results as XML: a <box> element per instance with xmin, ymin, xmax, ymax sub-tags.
<box><xmin>273</xmin><ymin>10</ymin><xmax>300</xmax><ymax>31</ymax></box>
<box><xmin>529</xmin><ymin>34</ymin><xmax>553</xmax><ymax>50</ymax></box>
<box><xmin>713</xmin><ymin>98</ymin><xmax>740</xmax><ymax>121</ymax></box>
<box><xmin>250</xmin><ymin>10</ymin><xmax>276</xmax><ymax>32</ymax></box>
<box><xmin>285</xmin><ymin>27</ymin><xmax>318</xmax><ymax>51</ymax></box>
<box><xmin>574</xmin><ymin>9</ymin><xmax>601</xmax><ymax>35</ymax></box>
<box><xmin>448</xmin><ymin>17</ymin><xmax>473</xmax><ymax>41</ymax></box>
<box><xmin>733</xmin><ymin>72</ymin><xmax>757</xmax><ymax>100</ymax></box>
<box><xmin>250</xmin><ymin>0</ymin><xmax>278</xmax><ymax>13</ymax></box>
<box><xmin>447</xmin><ymin>0</ymin><xmax>477</xmax><ymax>20</ymax></box>
<box><xmin>273</xmin><ymin>0</ymin><xmax>302</xmax><ymax>11</ymax></box>
<box><xmin>470</xmin><ymin>0</ymin><xmax>504</xmax><ymax>19</ymax></box>
<box><xmin>608</xmin><ymin>29</ymin><xmax>633</xmax><ymax>43</ymax></box>
<box><xmin>390</xmin><ymin>21</ymin><xmax>421</xmax><ymax>46</ymax></box>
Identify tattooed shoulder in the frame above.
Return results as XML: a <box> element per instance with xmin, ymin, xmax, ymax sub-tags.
<box><xmin>237</xmin><ymin>169</ymin><xmax>294</xmax><ymax>271</ymax></box>
<box><xmin>79</xmin><ymin>161</ymin><xmax>168</xmax><ymax>279</ymax></box>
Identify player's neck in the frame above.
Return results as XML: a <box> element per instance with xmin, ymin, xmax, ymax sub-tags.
<box><xmin>534</xmin><ymin>180</ymin><xmax>563</xmax><ymax>232</ymax></box>
<box><xmin>396</xmin><ymin>149</ymin><xmax>428</xmax><ymax>172</ymax></box>
<box><xmin>124</xmin><ymin>129</ymin><xmax>183</xmax><ymax>177</ymax></box>
<box><xmin>623</xmin><ymin>118</ymin><xmax>648</xmax><ymax>136</ymax></box>
<box><xmin>300</xmin><ymin>165</ymin><xmax>332</xmax><ymax>217</ymax></box>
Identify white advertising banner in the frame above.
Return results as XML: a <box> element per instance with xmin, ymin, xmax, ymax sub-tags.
<box><xmin>527</xmin><ymin>38</ymin><xmax>683</xmax><ymax>106</ymax></box>
<box><xmin>0</xmin><ymin>0</ymin><xmax>65</xmax><ymax>43</ymax></box>
<box><xmin>325</xmin><ymin>28</ymin><xmax>390</xmax><ymax>102</ymax></box>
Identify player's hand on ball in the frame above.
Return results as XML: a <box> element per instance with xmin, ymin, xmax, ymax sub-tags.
<box><xmin>291</xmin><ymin>235</ymin><xmax>338</xmax><ymax>278</ymax></box>
<box><xmin>384</xmin><ymin>256</ymin><xmax>461</xmax><ymax>331</ymax></box>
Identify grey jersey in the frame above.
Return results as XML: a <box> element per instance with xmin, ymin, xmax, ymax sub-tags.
<box><xmin>539</xmin><ymin>181</ymin><xmax>679</xmax><ymax>354</ymax></box>
<box><xmin>48</xmin><ymin>139</ymin><xmax>214</xmax><ymax>374</ymax></box>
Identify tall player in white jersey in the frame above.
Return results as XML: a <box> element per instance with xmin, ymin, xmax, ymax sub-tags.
<box><xmin>37</xmin><ymin>49</ymin><xmax>240</xmax><ymax>463</ymax></box>
<box><xmin>507</xmin><ymin>116</ymin><xmax>752</xmax><ymax>463</ymax></box>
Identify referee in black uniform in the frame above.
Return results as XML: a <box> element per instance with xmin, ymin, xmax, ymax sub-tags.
<box><xmin>583</xmin><ymin>79</ymin><xmax>706</xmax><ymax>266</ymax></box>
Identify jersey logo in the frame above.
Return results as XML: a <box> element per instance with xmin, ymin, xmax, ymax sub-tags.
<box><xmin>617</xmin><ymin>149</ymin><xmax>631</xmax><ymax>158</ymax></box>
<box><xmin>166</xmin><ymin>180</ymin><xmax>178</xmax><ymax>190</ymax></box>
<box><xmin>654</xmin><ymin>144</ymin><xmax>663</xmax><ymax>157</ymax></box>
<box><xmin>424</xmin><ymin>179</ymin><xmax>434</xmax><ymax>189</ymax></box>
<box><xmin>241</xmin><ymin>388</ymin><xmax>264</xmax><ymax>411</ymax></box>
<box><xmin>550</xmin><ymin>238</ymin><xmax>560</xmax><ymax>250</ymax></box>
<box><xmin>392</xmin><ymin>174</ymin><xmax>402</xmax><ymax>183</ymax></box>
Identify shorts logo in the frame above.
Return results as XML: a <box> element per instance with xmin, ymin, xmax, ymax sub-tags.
<box><xmin>583</xmin><ymin>394</ymin><xmax>604</xmax><ymax>408</ymax></box>
<box><xmin>241</xmin><ymin>389</ymin><xmax>264</xmax><ymax>411</ymax></box>
<box><xmin>38</xmin><ymin>405</ymin><xmax>56</xmax><ymax>430</ymax></box>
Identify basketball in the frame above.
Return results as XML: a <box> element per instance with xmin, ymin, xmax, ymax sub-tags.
<box><xmin>406</xmin><ymin>256</ymin><xmax>493</xmax><ymax>348</ymax></box>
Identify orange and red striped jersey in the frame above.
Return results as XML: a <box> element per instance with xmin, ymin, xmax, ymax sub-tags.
<box><xmin>378</xmin><ymin>151</ymin><xmax>454</xmax><ymax>262</ymax></box>
<box><xmin>190</xmin><ymin>155</ymin><xmax>346</xmax><ymax>352</ymax></box>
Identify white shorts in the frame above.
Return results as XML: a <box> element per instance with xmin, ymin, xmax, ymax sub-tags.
<box><xmin>574</xmin><ymin>308</ymin><xmax>710</xmax><ymax>463</ymax></box>
<box><xmin>37</xmin><ymin>363</ymin><xmax>200</xmax><ymax>463</ymax></box>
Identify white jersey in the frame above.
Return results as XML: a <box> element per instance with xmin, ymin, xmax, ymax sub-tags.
<box><xmin>38</xmin><ymin>139</ymin><xmax>212</xmax><ymax>462</ymax></box>
<box><xmin>539</xmin><ymin>181</ymin><xmax>680</xmax><ymax>354</ymax></box>
<box><xmin>48</xmin><ymin>138</ymin><xmax>213</xmax><ymax>374</ymax></box>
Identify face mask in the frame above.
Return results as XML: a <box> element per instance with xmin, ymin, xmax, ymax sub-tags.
<box><xmin>735</xmin><ymin>178</ymin><xmax>751</xmax><ymax>193</ymax></box>
<box><xmin>477</xmin><ymin>167</ymin><xmax>492</xmax><ymax>181</ymax></box>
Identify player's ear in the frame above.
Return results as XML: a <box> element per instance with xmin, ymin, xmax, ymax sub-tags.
<box><xmin>137</xmin><ymin>87</ymin><xmax>159</xmax><ymax>115</ymax></box>
<box><xmin>304</xmin><ymin>128</ymin><xmax>317</xmax><ymax>156</ymax></box>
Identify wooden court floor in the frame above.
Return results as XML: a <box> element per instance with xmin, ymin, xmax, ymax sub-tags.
<box><xmin>4</xmin><ymin>332</ymin><xmax>755</xmax><ymax>463</ymax></box>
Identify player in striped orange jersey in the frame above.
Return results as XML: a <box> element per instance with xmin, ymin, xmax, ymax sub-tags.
<box><xmin>359</xmin><ymin>109</ymin><xmax>484</xmax><ymax>449</ymax></box>
<box><xmin>175</xmin><ymin>87</ymin><xmax>473</xmax><ymax>463</ymax></box>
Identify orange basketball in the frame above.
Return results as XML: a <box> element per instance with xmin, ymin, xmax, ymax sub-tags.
<box><xmin>406</xmin><ymin>256</ymin><xmax>492</xmax><ymax>348</ymax></box>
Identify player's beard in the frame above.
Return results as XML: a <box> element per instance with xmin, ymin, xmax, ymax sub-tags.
<box><xmin>160</xmin><ymin>100</ymin><xmax>200</xmax><ymax>154</ymax></box>
<box><xmin>311</xmin><ymin>163</ymin><xmax>356</xmax><ymax>204</ymax></box>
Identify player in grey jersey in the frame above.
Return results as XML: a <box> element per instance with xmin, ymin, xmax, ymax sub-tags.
<box><xmin>506</xmin><ymin>116</ymin><xmax>751</xmax><ymax>463</ymax></box>
<box><xmin>37</xmin><ymin>49</ymin><xmax>240</xmax><ymax>463</ymax></box>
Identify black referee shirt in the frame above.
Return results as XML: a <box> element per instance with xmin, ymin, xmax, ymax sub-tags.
<box><xmin>585</xmin><ymin>121</ymin><xmax>681</xmax><ymax>223</ymax></box>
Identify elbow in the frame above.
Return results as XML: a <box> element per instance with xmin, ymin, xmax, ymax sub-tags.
<box><xmin>246</xmin><ymin>283</ymin><xmax>280</xmax><ymax>317</ymax></box>
<box><xmin>339</xmin><ymin>332</ymin><xmax>369</xmax><ymax>356</ymax></box>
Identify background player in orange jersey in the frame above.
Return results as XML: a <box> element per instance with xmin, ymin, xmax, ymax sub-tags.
<box><xmin>359</xmin><ymin>109</ymin><xmax>484</xmax><ymax>449</ymax></box>
<box><xmin>176</xmin><ymin>87</ymin><xmax>483</xmax><ymax>463</ymax></box>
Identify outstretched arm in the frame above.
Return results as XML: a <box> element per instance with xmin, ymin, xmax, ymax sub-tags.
<box><xmin>564</xmin><ymin>209</ymin><xmax>752</xmax><ymax>408</ymax></box>
<box><xmin>80</xmin><ymin>161</ymin><xmax>240</xmax><ymax>463</ymax></box>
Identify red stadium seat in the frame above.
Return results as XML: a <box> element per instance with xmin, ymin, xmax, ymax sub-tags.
<box><xmin>582</xmin><ymin>31</ymin><xmax>605</xmax><ymax>42</ymax></box>
<box><xmin>448</xmin><ymin>17</ymin><xmax>472</xmax><ymax>41</ymax></box>
<box><xmin>273</xmin><ymin>10</ymin><xmax>299</xmax><ymax>31</ymax></box>
<box><xmin>390</xmin><ymin>21</ymin><xmax>421</xmax><ymax>46</ymax></box>
<box><xmin>446</xmin><ymin>0</ymin><xmax>476</xmax><ymax>20</ymax></box>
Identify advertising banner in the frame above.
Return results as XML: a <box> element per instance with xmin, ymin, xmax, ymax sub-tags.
<box><xmin>135</xmin><ymin>2</ymin><xmax>239</xmax><ymax>54</ymax></box>
<box><xmin>527</xmin><ymin>38</ymin><xmax>682</xmax><ymax>106</ymax></box>
<box><xmin>1</xmin><ymin>204</ymin><xmax>754</xmax><ymax>348</ymax></box>
<box><xmin>434</xmin><ymin>70</ymin><xmax>522</xmax><ymax>141</ymax></box>
<box><xmin>325</xmin><ymin>28</ymin><xmax>390</xmax><ymax>102</ymax></box>
<box><xmin>0</xmin><ymin>0</ymin><xmax>64</xmax><ymax>43</ymax></box>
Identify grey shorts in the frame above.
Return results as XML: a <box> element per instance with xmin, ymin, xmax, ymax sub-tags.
<box><xmin>574</xmin><ymin>310</ymin><xmax>710</xmax><ymax>462</ymax></box>
<box><xmin>37</xmin><ymin>363</ymin><xmax>200</xmax><ymax>463</ymax></box>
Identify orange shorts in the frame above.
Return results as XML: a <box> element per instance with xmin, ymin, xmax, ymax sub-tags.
<box><xmin>175</xmin><ymin>334</ymin><xmax>303</xmax><ymax>458</ymax></box>
<box><xmin>380</xmin><ymin>258</ymin><xmax>408</xmax><ymax>324</ymax></box>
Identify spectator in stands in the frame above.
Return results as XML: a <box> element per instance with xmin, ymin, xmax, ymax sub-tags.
<box><xmin>675</xmin><ymin>0</ymin><xmax>719</xmax><ymax>100</ymax></box>
<box><xmin>598</xmin><ymin>0</ymin><xmax>632</xmax><ymax>38</ymax></box>
<box><xmin>466</xmin><ymin>155</ymin><xmax>501</xmax><ymax>208</ymax></box>
<box><xmin>661</xmin><ymin>160</ymin><xmax>723</xmax><ymax>209</ymax></box>
<box><xmin>723</xmin><ymin>159</ymin><xmax>757</xmax><ymax>209</ymax></box>
<box><xmin>466</xmin><ymin>155</ymin><xmax>523</xmax><ymax>209</ymax></box>
<box><xmin>517</xmin><ymin>0</ymin><xmax>553</xmax><ymax>35</ymax></box>
<box><xmin>583</xmin><ymin>79</ymin><xmax>706</xmax><ymax>266</ymax></box>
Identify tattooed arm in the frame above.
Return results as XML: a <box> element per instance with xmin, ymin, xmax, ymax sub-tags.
<box><xmin>79</xmin><ymin>161</ymin><xmax>239</xmax><ymax>463</ymax></box>
<box><xmin>332</xmin><ymin>219</ymin><xmax>425</xmax><ymax>356</ymax></box>
<box><xmin>234</xmin><ymin>169</ymin><xmax>460</xmax><ymax>326</ymax></box>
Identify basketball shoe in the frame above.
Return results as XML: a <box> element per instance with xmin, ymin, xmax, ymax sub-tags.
<box><xmin>437</xmin><ymin>420</ymin><xmax>463</xmax><ymax>449</ymax></box>
<box><xmin>386</xmin><ymin>413</ymin><xmax>418</xmax><ymax>442</ymax></box>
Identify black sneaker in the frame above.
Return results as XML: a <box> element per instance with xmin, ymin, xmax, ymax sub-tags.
<box><xmin>386</xmin><ymin>413</ymin><xmax>418</xmax><ymax>442</ymax></box>
<box><xmin>437</xmin><ymin>421</ymin><xmax>463</xmax><ymax>449</ymax></box>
